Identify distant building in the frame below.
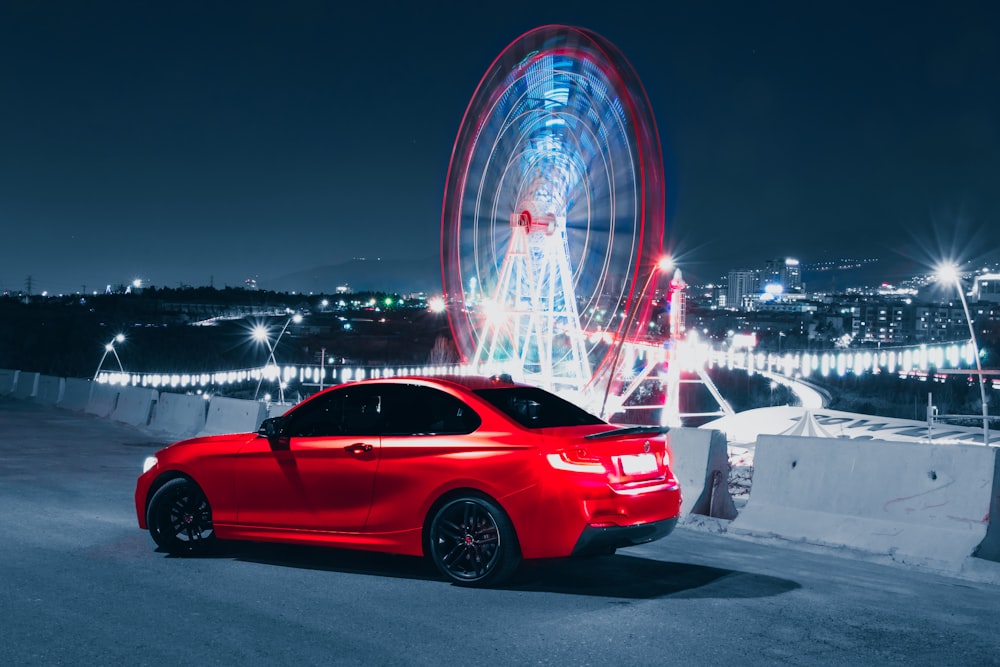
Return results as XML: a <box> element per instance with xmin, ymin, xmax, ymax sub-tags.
<box><xmin>761</xmin><ymin>257</ymin><xmax>801</xmax><ymax>294</ymax></box>
<box><xmin>972</xmin><ymin>273</ymin><xmax>1000</xmax><ymax>303</ymax></box>
<box><xmin>783</xmin><ymin>258</ymin><xmax>802</xmax><ymax>292</ymax></box>
<box><xmin>727</xmin><ymin>270</ymin><xmax>758</xmax><ymax>310</ymax></box>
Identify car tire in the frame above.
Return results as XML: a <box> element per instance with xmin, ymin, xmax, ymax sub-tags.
<box><xmin>427</xmin><ymin>495</ymin><xmax>521</xmax><ymax>587</ymax></box>
<box><xmin>146</xmin><ymin>477</ymin><xmax>216</xmax><ymax>555</ymax></box>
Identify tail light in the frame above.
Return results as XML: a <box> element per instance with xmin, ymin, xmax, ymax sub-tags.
<box><xmin>545</xmin><ymin>448</ymin><xmax>608</xmax><ymax>474</ymax></box>
<box><xmin>547</xmin><ymin>435</ymin><xmax>672</xmax><ymax>484</ymax></box>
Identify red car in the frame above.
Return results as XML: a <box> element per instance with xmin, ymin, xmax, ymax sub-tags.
<box><xmin>135</xmin><ymin>375</ymin><xmax>681</xmax><ymax>586</ymax></box>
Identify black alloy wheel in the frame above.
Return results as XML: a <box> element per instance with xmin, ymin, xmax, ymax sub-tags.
<box><xmin>146</xmin><ymin>477</ymin><xmax>216</xmax><ymax>554</ymax></box>
<box><xmin>428</xmin><ymin>495</ymin><xmax>520</xmax><ymax>587</ymax></box>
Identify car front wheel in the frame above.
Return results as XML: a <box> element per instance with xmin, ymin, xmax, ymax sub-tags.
<box><xmin>146</xmin><ymin>477</ymin><xmax>216</xmax><ymax>554</ymax></box>
<box><xmin>427</xmin><ymin>495</ymin><xmax>520</xmax><ymax>587</ymax></box>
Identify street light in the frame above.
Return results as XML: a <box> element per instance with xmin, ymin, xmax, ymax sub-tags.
<box><xmin>935</xmin><ymin>263</ymin><xmax>989</xmax><ymax>445</ymax></box>
<box><xmin>251</xmin><ymin>313</ymin><xmax>303</xmax><ymax>403</ymax></box>
<box><xmin>94</xmin><ymin>333</ymin><xmax>126</xmax><ymax>381</ymax></box>
<box><xmin>600</xmin><ymin>256</ymin><xmax>673</xmax><ymax>419</ymax></box>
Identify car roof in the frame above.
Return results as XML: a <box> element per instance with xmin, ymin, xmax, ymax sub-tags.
<box><xmin>356</xmin><ymin>374</ymin><xmax>527</xmax><ymax>392</ymax></box>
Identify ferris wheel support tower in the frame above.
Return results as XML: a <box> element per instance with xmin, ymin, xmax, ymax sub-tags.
<box><xmin>474</xmin><ymin>209</ymin><xmax>591</xmax><ymax>391</ymax></box>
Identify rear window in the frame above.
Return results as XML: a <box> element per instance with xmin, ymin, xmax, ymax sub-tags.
<box><xmin>474</xmin><ymin>387</ymin><xmax>605</xmax><ymax>429</ymax></box>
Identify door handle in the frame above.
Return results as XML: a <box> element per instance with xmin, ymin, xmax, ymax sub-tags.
<box><xmin>345</xmin><ymin>443</ymin><xmax>374</xmax><ymax>455</ymax></box>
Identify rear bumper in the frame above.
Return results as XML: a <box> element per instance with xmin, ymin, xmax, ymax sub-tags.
<box><xmin>571</xmin><ymin>516</ymin><xmax>677</xmax><ymax>556</ymax></box>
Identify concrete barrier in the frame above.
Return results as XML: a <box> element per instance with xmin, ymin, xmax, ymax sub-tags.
<box><xmin>200</xmin><ymin>396</ymin><xmax>267</xmax><ymax>436</ymax></box>
<box><xmin>731</xmin><ymin>434</ymin><xmax>997</xmax><ymax>573</ymax></box>
<box><xmin>974</xmin><ymin>451</ymin><xmax>1000</xmax><ymax>563</ymax></box>
<box><xmin>59</xmin><ymin>378</ymin><xmax>93</xmax><ymax>411</ymax></box>
<box><xmin>0</xmin><ymin>369</ymin><xmax>16</xmax><ymax>395</ymax></box>
<box><xmin>34</xmin><ymin>375</ymin><xmax>65</xmax><ymax>405</ymax></box>
<box><xmin>12</xmin><ymin>371</ymin><xmax>40</xmax><ymax>399</ymax></box>
<box><xmin>671</xmin><ymin>427</ymin><xmax>737</xmax><ymax>519</ymax></box>
<box><xmin>110</xmin><ymin>386</ymin><xmax>158</xmax><ymax>427</ymax></box>
<box><xmin>86</xmin><ymin>383</ymin><xmax>120</xmax><ymax>418</ymax></box>
<box><xmin>267</xmin><ymin>402</ymin><xmax>296</xmax><ymax>419</ymax></box>
<box><xmin>149</xmin><ymin>392</ymin><xmax>209</xmax><ymax>440</ymax></box>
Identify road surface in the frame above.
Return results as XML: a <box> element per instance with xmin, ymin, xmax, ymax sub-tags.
<box><xmin>2</xmin><ymin>398</ymin><xmax>998</xmax><ymax>666</ymax></box>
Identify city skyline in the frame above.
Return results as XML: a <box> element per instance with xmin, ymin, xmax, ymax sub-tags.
<box><xmin>2</xmin><ymin>2</ymin><xmax>998</xmax><ymax>294</ymax></box>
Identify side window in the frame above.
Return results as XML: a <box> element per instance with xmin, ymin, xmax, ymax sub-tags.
<box><xmin>285</xmin><ymin>386</ymin><xmax>382</xmax><ymax>437</ymax></box>
<box><xmin>381</xmin><ymin>385</ymin><xmax>481</xmax><ymax>436</ymax></box>
<box><xmin>285</xmin><ymin>392</ymin><xmax>343</xmax><ymax>437</ymax></box>
<box><xmin>340</xmin><ymin>388</ymin><xmax>382</xmax><ymax>436</ymax></box>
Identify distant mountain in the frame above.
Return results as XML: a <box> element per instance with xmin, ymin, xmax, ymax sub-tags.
<box><xmin>800</xmin><ymin>258</ymin><xmax>922</xmax><ymax>292</ymax></box>
<box><xmin>263</xmin><ymin>256</ymin><xmax>443</xmax><ymax>295</ymax></box>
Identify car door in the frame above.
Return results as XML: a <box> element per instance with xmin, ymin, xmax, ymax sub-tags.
<box><xmin>363</xmin><ymin>384</ymin><xmax>485</xmax><ymax>534</ymax></box>
<box><xmin>234</xmin><ymin>384</ymin><xmax>382</xmax><ymax>532</ymax></box>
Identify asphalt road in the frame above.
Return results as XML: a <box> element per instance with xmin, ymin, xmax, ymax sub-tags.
<box><xmin>2</xmin><ymin>397</ymin><xmax>998</xmax><ymax>666</ymax></box>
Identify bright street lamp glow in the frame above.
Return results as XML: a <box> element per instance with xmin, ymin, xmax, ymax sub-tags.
<box><xmin>934</xmin><ymin>262</ymin><xmax>959</xmax><ymax>285</ymax></box>
<box><xmin>251</xmin><ymin>325</ymin><xmax>270</xmax><ymax>342</ymax></box>
<box><xmin>428</xmin><ymin>296</ymin><xmax>446</xmax><ymax>313</ymax></box>
<box><xmin>94</xmin><ymin>333</ymin><xmax>127</xmax><ymax>380</ymax></box>
<box><xmin>253</xmin><ymin>313</ymin><xmax>303</xmax><ymax>404</ymax></box>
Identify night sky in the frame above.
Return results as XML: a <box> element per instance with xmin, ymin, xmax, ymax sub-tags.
<box><xmin>2</xmin><ymin>1</ymin><xmax>998</xmax><ymax>294</ymax></box>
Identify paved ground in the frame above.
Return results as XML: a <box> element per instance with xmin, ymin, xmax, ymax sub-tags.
<box><xmin>2</xmin><ymin>397</ymin><xmax>999</xmax><ymax>666</ymax></box>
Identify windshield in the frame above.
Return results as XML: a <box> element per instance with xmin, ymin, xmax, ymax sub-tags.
<box><xmin>474</xmin><ymin>387</ymin><xmax>605</xmax><ymax>429</ymax></box>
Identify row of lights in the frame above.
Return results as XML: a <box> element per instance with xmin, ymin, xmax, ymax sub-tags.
<box><xmin>715</xmin><ymin>341</ymin><xmax>982</xmax><ymax>380</ymax></box>
<box><xmin>94</xmin><ymin>309</ymin><xmax>466</xmax><ymax>402</ymax></box>
<box><xmin>94</xmin><ymin>364</ymin><xmax>468</xmax><ymax>396</ymax></box>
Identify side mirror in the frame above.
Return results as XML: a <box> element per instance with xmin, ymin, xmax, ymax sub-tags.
<box><xmin>258</xmin><ymin>416</ymin><xmax>290</xmax><ymax>451</ymax></box>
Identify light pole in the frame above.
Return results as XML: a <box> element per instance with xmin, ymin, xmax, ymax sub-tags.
<box><xmin>935</xmin><ymin>263</ymin><xmax>989</xmax><ymax>445</ymax></box>
<box><xmin>251</xmin><ymin>324</ymin><xmax>276</xmax><ymax>401</ymax></box>
<box><xmin>93</xmin><ymin>333</ymin><xmax>126</xmax><ymax>381</ymax></box>
<box><xmin>600</xmin><ymin>256</ymin><xmax>673</xmax><ymax>420</ymax></box>
<box><xmin>251</xmin><ymin>313</ymin><xmax>303</xmax><ymax>403</ymax></box>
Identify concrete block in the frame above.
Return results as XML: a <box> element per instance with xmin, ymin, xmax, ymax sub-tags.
<box><xmin>59</xmin><ymin>378</ymin><xmax>93</xmax><ymax>412</ymax></box>
<box><xmin>0</xmin><ymin>369</ymin><xmax>16</xmax><ymax>395</ymax></box>
<box><xmin>732</xmin><ymin>434</ymin><xmax>996</xmax><ymax>573</ymax></box>
<box><xmin>149</xmin><ymin>392</ymin><xmax>209</xmax><ymax>440</ymax></box>
<box><xmin>200</xmin><ymin>396</ymin><xmax>267</xmax><ymax>436</ymax></box>
<box><xmin>671</xmin><ymin>427</ymin><xmax>737</xmax><ymax>519</ymax></box>
<box><xmin>86</xmin><ymin>383</ymin><xmax>120</xmax><ymax>418</ymax></box>
<box><xmin>267</xmin><ymin>402</ymin><xmax>296</xmax><ymax>419</ymax></box>
<box><xmin>111</xmin><ymin>386</ymin><xmax>158</xmax><ymax>427</ymax></box>
<box><xmin>12</xmin><ymin>371</ymin><xmax>39</xmax><ymax>399</ymax></box>
<box><xmin>973</xmin><ymin>448</ymin><xmax>1000</xmax><ymax>564</ymax></box>
<box><xmin>34</xmin><ymin>375</ymin><xmax>65</xmax><ymax>405</ymax></box>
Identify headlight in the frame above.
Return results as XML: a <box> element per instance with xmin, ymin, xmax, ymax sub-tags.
<box><xmin>142</xmin><ymin>456</ymin><xmax>158</xmax><ymax>474</ymax></box>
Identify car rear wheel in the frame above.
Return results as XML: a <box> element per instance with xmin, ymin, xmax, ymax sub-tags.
<box><xmin>428</xmin><ymin>495</ymin><xmax>520</xmax><ymax>587</ymax></box>
<box><xmin>146</xmin><ymin>477</ymin><xmax>216</xmax><ymax>554</ymax></box>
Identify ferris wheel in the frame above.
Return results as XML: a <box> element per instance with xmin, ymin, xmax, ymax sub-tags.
<box><xmin>441</xmin><ymin>25</ymin><xmax>666</xmax><ymax>396</ymax></box>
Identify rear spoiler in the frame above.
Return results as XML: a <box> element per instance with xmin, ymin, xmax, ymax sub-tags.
<box><xmin>584</xmin><ymin>425</ymin><xmax>670</xmax><ymax>440</ymax></box>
